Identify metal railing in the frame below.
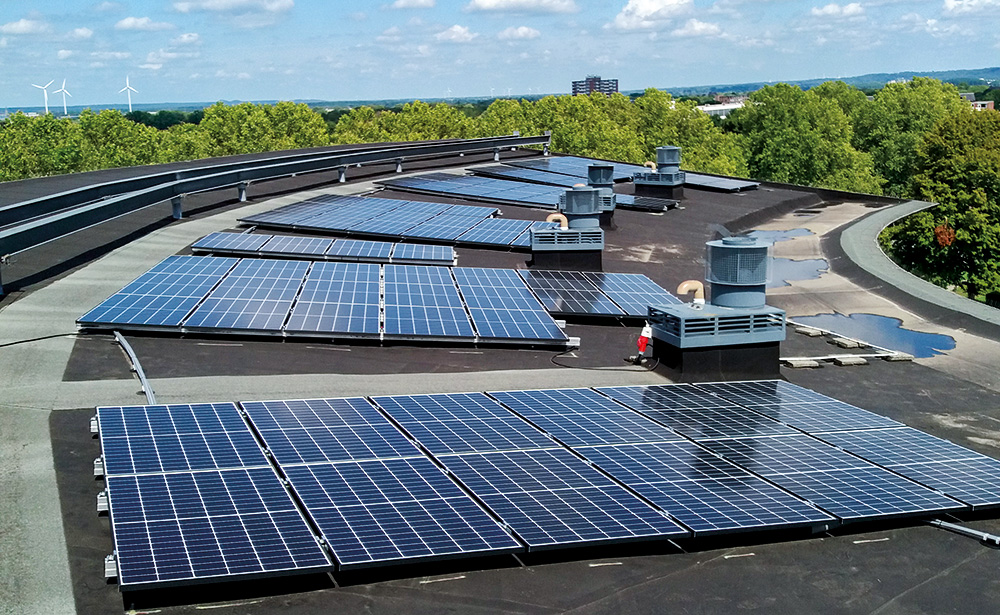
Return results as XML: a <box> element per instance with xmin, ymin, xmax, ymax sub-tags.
<box><xmin>0</xmin><ymin>133</ymin><xmax>551</xmax><ymax>293</ymax></box>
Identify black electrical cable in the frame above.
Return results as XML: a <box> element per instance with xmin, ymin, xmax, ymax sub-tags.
<box><xmin>549</xmin><ymin>347</ymin><xmax>659</xmax><ymax>371</ymax></box>
<box><xmin>0</xmin><ymin>332</ymin><xmax>79</xmax><ymax>349</ymax></box>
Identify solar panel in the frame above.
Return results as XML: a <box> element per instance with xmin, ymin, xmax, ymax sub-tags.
<box><xmin>437</xmin><ymin>448</ymin><xmax>688</xmax><ymax>548</ymax></box>
<box><xmin>742</xmin><ymin>401</ymin><xmax>904</xmax><ymax>433</ymax></box>
<box><xmin>382</xmin><ymin>265</ymin><xmax>475</xmax><ymax>339</ymax></box>
<box><xmin>685</xmin><ymin>173</ymin><xmax>759</xmax><ymax>192</ymax></box>
<box><xmin>284</xmin><ymin>262</ymin><xmax>380</xmax><ymax>336</ymax></box>
<box><xmin>488</xmin><ymin>388</ymin><xmax>683</xmax><ymax>447</ymax></box>
<box><xmin>701</xmin><ymin>435</ymin><xmax>964</xmax><ymax>520</ymax></box>
<box><xmin>372</xmin><ymin>392</ymin><xmax>555</xmax><ymax>455</ymax></box>
<box><xmin>192</xmin><ymin>232</ymin><xmax>272</xmax><ymax>253</ymax></box>
<box><xmin>510</xmin><ymin>221</ymin><xmax>561</xmax><ymax>248</ymax></box>
<box><xmin>241</xmin><ymin>398</ymin><xmax>422</xmax><ymax>465</ymax></box>
<box><xmin>390</xmin><ymin>243</ymin><xmax>455</xmax><ymax>265</ymax></box>
<box><xmin>402</xmin><ymin>215</ymin><xmax>483</xmax><ymax>242</ymax></box>
<box><xmin>518</xmin><ymin>270</ymin><xmax>625</xmax><ymax>316</ymax></box>
<box><xmin>505</xmin><ymin>156</ymin><xmax>646</xmax><ymax>181</ymax></box>
<box><xmin>584</xmin><ymin>272</ymin><xmax>681</xmax><ymax>315</ymax></box>
<box><xmin>78</xmin><ymin>255</ymin><xmax>238</xmax><ymax>328</ymax></box>
<box><xmin>281</xmin><ymin>458</ymin><xmax>521</xmax><ymax>568</ymax></box>
<box><xmin>347</xmin><ymin>204</ymin><xmax>450</xmax><ymax>236</ymax></box>
<box><xmin>457</xmin><ymin>218</ymin><xmax>534</xmax><ymax>246</ymax></box>
<box><xmin>473</xmin><ymin>165</ymin><xmax>580</xmax><ymax>187</ymax></box>
<box><xmin>574</xmin><ymin>442</ymin><xmax>834</xmax><ymax>534</ymax></box>
<box><xmin>694</xmin><ymin>380</ymin><xmax>834</xmax><ymax>407</ymax></box>
<box><xmin>183</xmin><ymin>259</ymin><xmax>309</xmax><ymax>331</ymax></box>
<box><xmin>106</xmin><ymin>467</ymin><xmax>331</xmax><ymax>587</ymax></box>
<box><xmin>376</xmin><ymin>173</ymin><xmax>563</xmax><ymax>209</ymax></box>
<box><xmin>98</xmin><ymin>403</ymin><xmax>269</xmax><ymax>476</ymax></box>
<box><xmin>326</xmin><ymin>238</ymin><xmax>394</xmax><ymax>261</ymax></box>
<box><xmin>597</xmin><ymin>383</ymin><xmax>735</xmax><ymax>411</ymax></box>
<box><xmin>259</xmin><ymin>235</ymin><xmax>334</xmax><ymax>257</ymax></box>
<box><xmin>452</xmin><ymin>268</ymin><xmax>567</xmax><ymax>342</ymax></box>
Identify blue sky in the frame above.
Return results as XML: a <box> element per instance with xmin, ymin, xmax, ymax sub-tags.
<box><xmin>1</xmin><ymin>0</ymin><xmax>997</xmax><ymax>109</ymax></box>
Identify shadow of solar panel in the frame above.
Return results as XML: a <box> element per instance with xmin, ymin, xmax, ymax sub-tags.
<box><xmin>598</xmin><ymin>383</ymin><xmax>745</xmax><ymax>411</ymax></box>
<box><xmin>78</xmin><ymin>255</ymin><xmax>238</xmax><ymax>328</ymax></box>
<box><xmin>584</xmin><ymin>272</ymin><xmax>681</xmax><ymax>316</ymax></box>
<box><xmin>489</xmin><ymin>388</ymin><xmax>682</xmax><ymax>447</ymax></box>
<box><xmin>373</xmin><ymin>392</ymin><xmax>555</xmax><ymax>455</ymax></box>
<box><xmin>183</xmin><ymin>259</ymin><xmax>309</xmax><ymax>331</ymax></box>
<box><xmin>438</xmin><ymin>449</ymin><xmax>688</xmax><ymax>548</ymax></box>
<box><xmin>518</xmin><ymin>270</ymin><xmax>624</xmax><ymax>316</ymax></box>
<box><xmin>98</xmin><ymin>403</ymin><xmax>269</xmax><ymax>475</ymax></box>
<box><xmin>453</xmin><ymin>268</ymin><xmax>567</xmax><ymax>342</ymax></box>
<box><xmin>282</xmin><ymin>458</ymin><xmax>520</xmax><ymax>568</ymax></box>
<box><xmin>574</xmin><ymin>442</ymin><xmax>834</xmax><ymax>534</ymax></box>
<box><xmin>383</xmin><ymin>265</ymin><xmax>474</xmax><ymax>338</ymax></box>
<box><xmin>285</xmin><ymin>262</ymin><xmax>380</xmax><ymax>336</ymax></box>
<box><xmin>107</xmin><ymin>467</ymin><xmax>330</xmax><ymax>587</ymax></box>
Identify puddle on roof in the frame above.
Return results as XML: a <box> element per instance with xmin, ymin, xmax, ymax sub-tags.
<box><xmin>747</xmin><ymin>228</ymin><xmax>814</xmax><ymax>243</ymax></box>
<box><xmin>769</xmin><ymin>258</ymin><xmax>829</xmax><ymax>287</ymax></box>
<box><xmin>791</xmin><ymin>312</ymin><xmax>956</xmax><ymax>358</ymax></box>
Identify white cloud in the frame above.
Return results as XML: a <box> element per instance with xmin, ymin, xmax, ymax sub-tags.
<box><xmin>811</xmin><ymin>2</ymin><xmax>864</xmax><ymax>17</ymax></box>
<box><xmin>115</xmin><ymin>17</ymin><xmax>175</xmax><ymax>31</ymax></box>
<box><xmin>392</xmin><ymin>0</ymin><xmax>435</xmax><ymax>7</ymax></box>
<box><xmin>416</xmin><ymin>44</ymin><xmax>431</xmax><ymax>56</ymax></box>
<box><xmin>466</xmin><ymin>0</ymin><xmax>577</xmax><ymax>13</ymax></box>
<box><xmin>174</xmin><ymin>0</ymin><xmax>293</xmax><ymax>13</ymax></box>
<box><xmin>498</xmin><ymin>25</ymin><xmax>541</xmax><ymax>40</ymax></box>
<box><xmin>57</xmin><ymin>49</ymin><xmax>75</xmax><ymax>59</ymax></box>
<box><xmin>140</xmin><ymin>63</ymin><xmax>163</xmax><ymax>70</ymax></box>
<box><xmin>900</xmin><ymin>12</ymin><xmax>961</xmax><ymax>36</ymax></box>
<box><xmin>435</xmin><ymin>24</ymin><xmax>478</xmax><ymax>42</ymax></box>
<box><xmin>215</xmin><ymin>69</ymin><xmax>251</xmax><ymax>79</ymax></box>
<box><xmin>172</xmin><ymin>32</ymin><xmax>201</xmax><ymax>44</ymax></box>
<box><xmin>1</xmin><ymin>19</ymin><xmax>50</xmax><ymax>35</ymax></box>
<box><xmin>608</xmin><ymin>0</ymin><xmax>693</xmax><ymax>30</ymax></box>
<box><xmin>672</xmin><ymin>18</ymin><xmax>721</xmax><ymax>37</ymax></box>
<box><xmin>95</xmin><ymin>2</ymin><xmax>123</xmax><ymax>11</ymax></box>
<box><xmin>377</xmin><ymin>26</ymin><xmax>402</xmax><ymax>42</ymax></box>
<box><xmin>943</xmin><ymin>0</ymin><xmax>999</xmax><ymax>13</ymax></box>
<box><xmin>146</xmin><ymin>49</ymin><xmax>200</xmax><ymax>63</ymax></box>
<box><xmin>71</xmin><ymin>27</ymin><xmax>94</xmax><ymax>39</ymax></box>
<box><xmin>91</xmin><ymin>51</ymin><xmax>131</xmax><ymax>60</ymax></box>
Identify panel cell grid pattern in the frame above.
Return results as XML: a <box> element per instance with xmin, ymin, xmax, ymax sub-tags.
<box><xmin>98</xmin><ymin>403</ymin><xmax>268</xmax><ymax>476</ymax></box>
<box><xmin>376</xmin><ymin>173</ymin><xmax>564</xmax><ymax>209</ymax></box>
<box><xmin>584</xmin><ymin>272</ymin><xmax>682</xmax><ymax>314</ymax></box>
<box><xmin>326</xmin><ymin>238</ymin><xmax>394</xmax><ymax>260</ymax></box>
<box><xmin>574</xmin><ymin>442</ymin><xmax>834</xmax><ymax>534</ymax></box>
<box><xmin>284</xmin><ymin>262</ymin><xmax>380</xmax><ymax>335</ymax></box>
<box><xmin>390</xmin><ymin>243</ymin><xmax>455</xmax><ymax>265</ymax></box>
<box><xmin>258</xmin><ymin>235</ymin><xmax>333</xmax><ymax>257</ymax></box>
<box><xmin>282</xmin><ymin>458</ymin><xmax>520</xmax><ymax>567</ymax></box>
<box><xmin>382</xmin><ymin>265</ymin><xmax>474</xmax><ymax>338</ymax></box>
<box><xmin>192</xmin><ymin>232</ymin><xmax>272</xmax><ymax>253</ymax></box>
<box><xmin>106</xmin><ymin>467</ymin><xmax>330</xmax><ymax>587</ymax></box>
<box><xmin>183</xmin><ymin>259</ymin><xmax>310</xmax><ymax>331</ymax></box>
<box><xmin>438</xmin><ymin>448</ymin><xmax>688</xmax><ymax>548</ymax></box>
<box><xmin>242</xmin><ymin>398</ymin><xmax>420</xmax><ymax>465</ymax></box>
<box><xmin>78</xmin><ymin>255</ymin><xmax>238</xmax><ymax>328</ymax></box>
<box><xmin>518</xmin><ymin>269</ymin><xmax>625</xmax><ymax>316</ymax></box>
<box><xmin>505</xmin><ymin>156</ymin><xmax>647</xmax><ymax>181</ymax></box>
<box><xmin>489</xmin><ymin>388</ymin><xmax>684</xmax><ymax>447</ymax></box>
<box><xmin>453</xmin><ymin>268</ymin><xmax>567</xmax><ymax>341</ymax></box>
<box><xmin>373</xmin><ymin>392</ymin><xmax>556</xmax><ymax>455</ymax></box>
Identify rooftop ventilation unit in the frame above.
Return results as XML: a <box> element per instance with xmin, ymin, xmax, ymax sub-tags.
<box><xmin>705</xmin><ymin>235</ymin><xmax>772</xmax><ymax>308</ymax></box>
<box><xmin>633</xmin><ymin>146</ymin><xmax>685</xmax><ymax>199</ymax></box>
<box><xmin>532</xmin><ymin>185</ymin><xmax>605</xmax><ymax>271</ymax></box>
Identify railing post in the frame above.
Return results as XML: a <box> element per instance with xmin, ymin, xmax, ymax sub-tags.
<box><xmin>493</xmin><ymin>147</ymin><xmax>501</xmax><ymax>162</ymax></box>
<box><xmin>510</xmin><ymin>130</ymin><xmax>519</xmax><ymax>151</ymax></box>
<box><xmin>171</xmin><ymin>196</ymin><xmax>183</xmax><ymax>220</ymax></box>
<box><xmin>237</xmin><ymin>181</ymin><xmax>250</xmax><ymax>202</ymax></box>
<box><xmin>337</xmin><ymin>166</ymin><xmax>347</xmax><ymax>183</ymax></box>
<box><xmin>395</xmin><ymin>158</ymin><xmax>403</xmax><ymax>173</ymax></box>
<box><xmin>544</xmin><ymin>131</ymin><xmax>551</xmax><ymax>156</ymax></box>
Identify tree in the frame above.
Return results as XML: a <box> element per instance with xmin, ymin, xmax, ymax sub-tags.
<box><xmin>77</xmin><ymin>109</ymin><xmax>162</xmax><ymax>170</ymax></box>
<box><xmin>727</xmin><ymin>83</ymin><xmax>881</xmax><ymax>193</ymax></box>
<box><xmin>810</xmin><ymin>80</ymin><xmax>869</xmax><ymax>124</ymax></box>
<box><xmin>0</xmin><ymin>113</ymin><xmax>84</xmax><ymax>180</ymax></box>
<box><xmin>852</xmin><ymin>77</ymin><xmax>967</xmax><ymax>197</ymax></box>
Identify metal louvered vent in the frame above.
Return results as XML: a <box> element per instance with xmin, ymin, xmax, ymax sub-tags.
<box><xmin>706</xmin><ymin>236</ymin><xmax>771</xmax><ymax>285</ymax></box>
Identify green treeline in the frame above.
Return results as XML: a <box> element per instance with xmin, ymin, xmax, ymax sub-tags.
<box><xmin>2</xmin><ymin>78</ymin><xmax>997</xmax><ymax>297</ymax></box>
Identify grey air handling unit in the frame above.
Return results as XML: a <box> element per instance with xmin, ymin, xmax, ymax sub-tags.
<box><xmin>633</xmin><ymin>146</ymin><xmax>685</xmax><ymax>200</ymax></box>
<box><xmin>585</xmin><ymin>163</ymin><xmax>618</xmax><ymax>229</ymax></box>
<box><xmin>531</xmin><ymin>185</ymin><xmax>605</xmax><ymax>271</ymax></box>
<box><xmin>647</xmin><ymin>235</ymin><xmax>786</xmax><ymax>380</ymax></box>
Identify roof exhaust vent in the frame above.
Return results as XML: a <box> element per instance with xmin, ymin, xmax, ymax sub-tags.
<box><xmin>705</xmin><ymin>235</ymin><xmax>772</xmax><ymax>308</ymax></box>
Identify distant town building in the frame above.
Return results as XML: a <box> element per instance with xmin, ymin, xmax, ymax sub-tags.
<box><xmin>714</xmin><ymin>94</ymin><xmax>748</xmax><ymax>104</ymax></box>
<box><xmin>959</xmin><ymin>92</ymin><xmax>976</xmax><ymax>103</ymax></box>
<box><xmin>696</xmin><ymin>101</ymin><xmax>745</xmax><ymax>119</ymax></box>
<box><xmin>972</xmin><ymin>100</ymin><xmax>995</xmax><ymax>111</ymax></box>
<box><xmin>572</xmin><ymin>75</ymin><xmax>618</xmax><ymax>96</ymax></box>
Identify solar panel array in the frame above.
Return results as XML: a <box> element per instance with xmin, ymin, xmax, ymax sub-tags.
<box><xmin>239</xmin><ymin>194</ymin><xmax>550</xmax><ymax>250</ymax></box>
<box><xmin>95</xmin><ymin>381</ymin><xmax>1000</xmax><ymax>589</ymax></box>
<box><xmin>79</xmin><ymin>257</ymin><xmax>570</xmax><ymax>346</ymax></box>
<box><xmin>518</xmin><ymin>270</ymin><xmax>678</xmax><ymax>317</ymax></box>
<box><xmin>684</xmin><ymin>173</ymin><xmax>760</xmax><ymax>192</ymax></box>
<box><xmin>193</xmin><ymin>232</ymin><xmax>456</xmax><ymax>266</ymax></box>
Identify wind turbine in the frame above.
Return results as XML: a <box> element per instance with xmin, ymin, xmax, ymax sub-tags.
<box><xmin>32</xmin><ymin>80</ymin><xmax>54</xmax><ymax>115</ymax></box>
<box><xmin>119</xmin><ymin>76</ymin><xmax>138</xmax><ymax>113</ymax></box>
<box><xmin>54</xmin><ymin>79</ymin><xmax>72</xmax><ymax>116</ymax></box>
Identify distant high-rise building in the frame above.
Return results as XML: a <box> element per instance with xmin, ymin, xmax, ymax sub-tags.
<box><xmin>572</xmin><ymin>75</ymin><xmax>618</xmax><ymax>96</ymax></box>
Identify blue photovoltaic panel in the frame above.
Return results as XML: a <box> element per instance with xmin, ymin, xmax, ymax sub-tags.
<box><xmin>237</xmin><ymin>200</ymin><xmax>345</xmax><ymax>227</ymax></box>
<box><xmin>78</xmin><ymin>255</ymin><xmax>238</xmax><ymax>328</ymax></box>
<box><xmin>441</xmin><ymin>204</ymin><xmax>499</xmax><ymax>219</ymax></box>
<box><xmin>242</xmin><ymin>397</ymin><xmax>418</xmax><ymax>465</ymax></box>
<box><xmin>403</xmin><ymin>215</ymin><xmax>482</xmax><ymax>242</ymax></box>
<box><xmin>282</xmin><ymin>457</ymin><xmax>520</xmax><ymax>568</ymax></box>
<box><xmin>511</xmin><ymin>221</ymin><xmax>561</xmax><ymax>248</ymax></box>
<box><xmin>377</xmin><ymin>173</ymin><xmax>563</xmax><ymax>209</ymax></box>
<box><xmin>584</xmin><ymin>272</ymin><xmax>681</xmax><ymax>316</ymax></box>
<box><xmin>452</xmin><ymin>268</ymin><xmax>567</xmax><ymax>341</ymax></box>
<box><xmin>347</xmin><ymin>204</ymin><xmax>450</xmax><ymax>236</ymax></box>
<box><xmin>518</xmin><ymin>269</ymin><xmax>625</xmax><ymax>316</ymax></box>
<box><xmin>489</xmin><ymin>388</ymin><xmax>682</xmax><ymax>447</ymax></box>
<box><xmin>183</xmin><ymin>259</ymin><xmax>309</xmax><ymax>331</ymax></box>
<box><xmin>813</xmin><ymin>427</ymin><xmax>1000</xmax><ymax>508</ymax></box>
<box><xmin>457</xmin><ymin>218</ymin><xmax>534</xmax><ymax>246</ymax></box>
<box><xmin>259</xmin><ymin>235</ymin><xmax>334</xmax><ymax>257</ymax></box>
<box><xmin>284</xmin><ymin>262</ymin><xmax>380</xmax><ymax>335</ymax></box>
<box><xmin>192</xmin><ymin>232</ymin><xmax>272</xmax><ymax>253</ymax></box>
<box><xmin>506</xmin><ymin>156</ymin><xmax>647</xmax><ymax>181</ymax></box>
<box><xmin>694</xmin><ymin>380</ymin><xmax>834</xmax><ymax>407</ymax></box>
<box><xmin>326</xmin><ymin>239</ymin><xmax>394</xmax><ymax>260</ymax></box>
<box><xmin>685</xmin><ymin>173</ymin><xmax>759</xmax><ymax>192</ymax></box>
<box><xmin>701</xmin><ymin>435</ymin><xmax>964</xmax><ymax>520</ymax></box>
<box><xmin>390</xmin><ymin>243</ymin><xmax>455</xmax><ymax>265</ymax></box>
<box><xmin>438</xmin><ymin>448</ymin><xmax>688</xmax><ymax>548</ymax></box>
<box><xmin>106</xmin><ymin>467</ymin><xmax>330</xmax><ymax>587</ymax></box>
<box><xmin>574</xmin><ymin>442</ymin><xmax>834</xmax><ymax>534</ymax></box>
<box><xmin>382</xmin><ymin>265</ymin><xmax>474</xmax><ymax>338</ymax></box>
<box><xmin>474</xmin><ymin>165</ymin><xmax>581</xmax><ymax>187</ymax></box>
<box><xmin>98</xmin><ymin>403</ymin><xmax>268</xmax><ymax>476</ymax></box>
<box><xmin>598</xmin><ymin>383</ymin><xmax>739</xmax><ymax>411</ymax></box>
<box><xmin>373</xmin><ymin>392</ymin><xmax>555</xmax><ymax>455</ymax></box>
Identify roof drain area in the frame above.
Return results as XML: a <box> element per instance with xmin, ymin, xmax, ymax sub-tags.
<box><xmin>113</xmin><ymin>331</ymin><xmax>156</xmax><ymax>405</ymax></box>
